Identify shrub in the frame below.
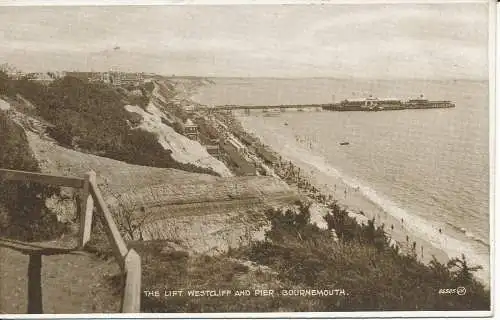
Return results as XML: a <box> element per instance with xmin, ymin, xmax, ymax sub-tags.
<box><xmin>5</xmin><ymin>76</ymin><xmax>217</xmax><ymax>175</ymax></box>
<box><xmin>235</xmin><ymin>201</ymin><xmax>490</xmax><ymax>311</ymax></box>
<box><xmin>0</xmin><ymin>112</ymin><xmax>66</xmax><ymax>240</ymax></box>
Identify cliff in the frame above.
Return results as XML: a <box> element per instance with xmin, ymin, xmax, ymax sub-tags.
<box><xmin>18</xmin><ymin>116</ymin><xmax>299</xmax><ymax>254</ymax></box>
<box><xmin>124</xmin><ymin>101</ymin><xmax>232</xmax><ymax>177</ymax></box>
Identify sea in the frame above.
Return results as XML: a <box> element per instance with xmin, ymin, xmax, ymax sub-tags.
<box><xmin>191</xmin><ymin>77</ymin><xmax>490</xmax><ymax>283</ymax></box>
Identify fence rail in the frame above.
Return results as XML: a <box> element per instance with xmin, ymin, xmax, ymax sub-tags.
<box><xmin>88</xmin><ymin>177</ymin><xmax>129</xmax><ymax>264</ymax></box>
<box><xmin>0</xmin><ymin>168</ymin><xmax>141</xmax><ymax>313</ymax></box>
<box><xmin>0</xmin><ymin>168</ymin><xmax>85</xmax><ymax>188</ymax></box>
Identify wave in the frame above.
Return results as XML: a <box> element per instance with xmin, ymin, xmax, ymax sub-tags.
<box><xmin>240</xmin><ymin>118</ymin><xmax>490</xmax><ymax>284</ymax></box>
<box><xmin>445</xmin><ymin>221</ymin><xmax>489</xmax><ymax>247</ymax></box>
<box><xmin>294</xmin><ymin>144</ymin><xmax>490</xmax><ymax>281</ymax></box>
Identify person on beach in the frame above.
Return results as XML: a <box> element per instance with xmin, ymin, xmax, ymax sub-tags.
<box><xmin>344</xmin><ymin>188</ymin><xmax>347</xmax><ymax>199</ymax></box>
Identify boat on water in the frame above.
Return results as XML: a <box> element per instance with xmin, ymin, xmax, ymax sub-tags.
<box><xmin>340</xmin><ymin>142</ymin><xmax>350</xmax><ymax>146</ymax></box>
<box><xmin>263</xmin><ymin>109</ymin><xmax>281</xmax><ymax>117</ymax></box>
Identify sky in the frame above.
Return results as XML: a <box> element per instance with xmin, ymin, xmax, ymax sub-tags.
<box><xmin>0</xmin><ymin>2</ymin><xmax>490</xmax><ymax>79</ymax></box>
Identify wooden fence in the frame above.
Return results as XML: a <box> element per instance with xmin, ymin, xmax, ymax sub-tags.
<box><xmin>0</xmin><ymin>168</ymin><xmax>141</xmax><ymax>313</ymax></box>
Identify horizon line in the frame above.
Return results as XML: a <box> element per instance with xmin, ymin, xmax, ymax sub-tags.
<box><xmin>165</xmin><ymin>75</ymin><xmax>488</xmax><ymax>81</ymax></box>
<box><xmin>1</xmin><ymin>67</ymin><xmax>488</xmax><ymax>82</ymax></box>
<box><xmin>0</xmin><ymin>0</ymin><xmax>489</xmax><ymax>6</ymax></box>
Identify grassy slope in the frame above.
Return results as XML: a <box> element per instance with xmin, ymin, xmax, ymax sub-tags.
<box><xmin>2</xmin><ymin>72</ymin><xmax>490</xmax><ymax>312</ymax></box>
<box><xmin>131</xmin><ymin>203</ymin><xmax>489</xmax><ymax>312</ymax></box>
<box><xmin>0</xmin><ymin>114</ymin><xmax>122</xmax><ymax>312</ymax></box>
<box><xmin>0</xmin><ymin>245</ymin><xmax>121</xmax><ymax>313</ymax></box>
<box><xmin>1</xmin><ymin>73</ymin><xmax>216</xmax><ymax>175</ymax></box>
<box><xmin>24</xmin><ymin>127</ymin><xmax>298</xmax><ymax>254</ymax></box>
<box><xmin>0</xmin><ymin>111</ymin><xmax>67</xmax><ymax>241</ymax></box>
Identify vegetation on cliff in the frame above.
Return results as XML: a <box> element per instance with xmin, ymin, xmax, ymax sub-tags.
<box><xmin>239</xmin><ymin>202</ymin><xmax>489</xmax><ymax>311</ymax></box>
<box><xmin>101</xmin><ymin>200</ymin><xmax>489</xmax><ymax>312</ymax></box>
<box><xmin>0</xmin><ymin>112</ymin><xmax>66</xmax><ymax>241</ymax></box>
<box><xmin>0</xmin><ymin>72</ymin><xmax>216</xmax><ymax>175</ymax></box>
<box><xmin>2</xmin><ymin>72</ymin><xmax>489</xmax><ymax>311</ymax></box>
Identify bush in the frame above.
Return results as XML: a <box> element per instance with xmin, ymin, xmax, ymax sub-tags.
<box><xmin>127</xmin><ymin>200</ymin><xmax>489</xmax><ymax>312</ymax></box>
<box><xmin>6</xmin><ymin>76</ymin><xmax>217</xmax><ymax>175</ymax></box>
<box><xmin>235</xmin><ymin>202</ymin><xmax>490</xmax><ymax>311</ymax></box>
<box><xmin>0</xmin><ymin>71</ymin><xmax>11</xmax><ymax>95</ymax></box>
<box><xmin>128</xmin><ymin>241</ymin><xmax>291</xmax><ymax>313</ymax></box>
<box><xmin>143</xmin><ymin>81</ymin><xmax>154</xmax><ymax>93</ymax></box>
<box><xmin>171</xmin><ymin>121</ymin><xmax>185</xmax><ymax>135</ymax></box>
<box><xmin>0</xmin><ymin>112</ymin><xmax>66</xmax><ymax>241</ymax></box>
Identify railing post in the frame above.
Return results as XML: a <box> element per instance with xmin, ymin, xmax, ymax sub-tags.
<box><xmin>27</xmin><ymin>253</ymin><xmax>42</xmax><ymax>314</ymax></box>
<box><xmin>79</xmin><ymin>170</ymin><xmax>96</xmax><ymax>248</ymax></box>
<box><xmin>121</xmin><ymin>249</ymin><xmax>141</xmax><ymax>313</ymax></box>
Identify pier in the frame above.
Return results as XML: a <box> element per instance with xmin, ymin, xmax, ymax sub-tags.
<box><xmin>194</xmin><ymin>98</ymin><xmax>455</xmax><ymax>113</ymax></box>
<box><xmin>196</xmin><ymin>104</ymin><xmax>325</xmax><ymax>112</ymax></box>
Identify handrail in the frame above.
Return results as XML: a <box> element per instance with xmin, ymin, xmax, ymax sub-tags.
<box><xmin>122</xmin><ymin>249</ymin><xmax>141</xmax><ymax>313</ymax></box>
<box><xmin>0</xmin><ymin>168</ymin><xmax>141</xmax><ymax>313</ymax></box>
<box><xmin>0</xmin><ymin>168</ymin><xmax>85</xmax><ymax>188</ymax></box>
<box><xmin>88</xmin><ymin>178</ymin><xmax>129</xmax><ymax>265</ymax></box>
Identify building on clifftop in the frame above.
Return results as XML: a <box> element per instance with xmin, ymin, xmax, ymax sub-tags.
<box><xmin>184</xmin><ymin>118</ymin><xmax>199</xmax><ymax>141</ymax></box>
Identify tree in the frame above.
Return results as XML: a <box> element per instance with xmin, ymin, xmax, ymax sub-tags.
<box><xmin>110</xmin><ymin>193</ymin><xmax>154</xmax><ymax>241</ymax></box>
<box><xmin>447</xmin><ymin>254</ymin><xmax>482</xmax><ymax>285</ymax></box>
<box><xmin>0</xmin><ymin>70</ymin><xmax>11</xmax><ymax>95</ymax></box>
<box><xmin>0</xmin><ymin>113</ymin><xmax>62</xmax><ymax>241</ymax></box>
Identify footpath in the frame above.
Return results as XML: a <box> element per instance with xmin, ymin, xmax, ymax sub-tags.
<box><xmin>0</xmin><ymin>235</ymin><xmax>122</xmax><ymax>314</ymax></box>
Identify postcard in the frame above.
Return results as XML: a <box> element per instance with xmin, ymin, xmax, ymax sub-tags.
<box><xmin>0</xmin><ymin>0</ymin><xmax>495</xmax><ymax>318</ymax></box>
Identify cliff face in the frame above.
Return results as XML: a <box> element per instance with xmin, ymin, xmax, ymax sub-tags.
<box><xmin>107</xmin><ymin>175</ymin><xmax>297</xmax><ymax>254</ymax></box>
<box><xmin>20</xmin><ymin>121</ymin><xmax>299</xmax><ymax>254</ymax></box>
<box><xmin>124</xmin><ymin>101</ymin><xmax>233</xmax><ymax>178</ymax></box>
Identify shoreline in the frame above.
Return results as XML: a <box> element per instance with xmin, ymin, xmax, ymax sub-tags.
<box><xmin>233</xmin><ymin>114</ymin><xmax>490</xmax><ymax>288</ymax></box>
<box><xmin>187</xmin><ymin>81</ymin><xmax>490</xmax><ymax>288</ymax></box>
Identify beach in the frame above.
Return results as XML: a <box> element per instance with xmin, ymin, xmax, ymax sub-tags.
<box><xmin>237</xmin><ymin>112</ymin><xmax>489</xmax><ymax>286</ymax></box>
<box><xmin>190</xmin><ymin>77</ymin><xmax>490</xmax><ymax>287</ymax></box>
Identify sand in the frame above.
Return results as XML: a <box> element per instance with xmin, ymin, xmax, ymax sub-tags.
<box><xmin>0</xmin><ymin>98</ymin><xmax>11</xmax><ymax>110</ymax></box>
<box><xmin>238</xmin><ymin>115</ymin><xmax>490</xmax><ymax>287</ymax></box>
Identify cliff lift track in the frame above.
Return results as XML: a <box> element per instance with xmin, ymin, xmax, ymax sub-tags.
<box><xmin>0</xmin><ymin>168</ymin><xmax>141</xmax><ymax>314</ymax></box>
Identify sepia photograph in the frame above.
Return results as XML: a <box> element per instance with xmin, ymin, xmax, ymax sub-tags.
<box><xmin>0</xmin><ymin>0</ymin><xmax>495</xmax><ymax>317</ymax></box>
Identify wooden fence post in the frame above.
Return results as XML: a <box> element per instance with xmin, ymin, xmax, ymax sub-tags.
<box><xmin>27</xmin><ymin>253</ymin><xmax>42</xmax><ymax>314</ymax></box>
<box><xmin>121</xmin><ymin>249</ymin><xmax>141</xmax><ymax>313</ymax></box>
<box><xmin>79</xmin><ymin>170</ymin><xmax>96</xmax><ymax>248</ymax></box>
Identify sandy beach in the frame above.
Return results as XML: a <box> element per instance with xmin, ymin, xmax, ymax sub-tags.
<box><xmin>237</xmin><ymin>114</ymin><xmax>490</xmax><ymax>287</ymax></box>
<box><xmin>188</xmin><ymin>76</ymin><xmax>489</xmax><ymax>287</ymax></box>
